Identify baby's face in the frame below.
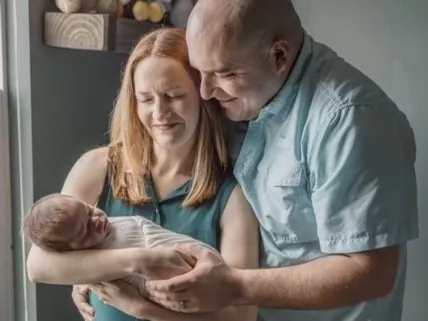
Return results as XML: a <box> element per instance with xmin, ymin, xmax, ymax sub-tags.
<box><xmin>65</xmin><ymin>199</ymin><xmax>111</xmax><ymax>250</ymax></box>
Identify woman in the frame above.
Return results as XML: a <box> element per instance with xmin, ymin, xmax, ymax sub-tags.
<box><xmin>26</xmin><ymin>28</ymin><xmax>259</xmax><ymax>321</ymax></box>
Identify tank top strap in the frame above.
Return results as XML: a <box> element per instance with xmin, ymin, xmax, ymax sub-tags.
<box><xmin>97</xmin><ymin>173</ymin><xmax>111</xmax><ymax>210</ymax></box>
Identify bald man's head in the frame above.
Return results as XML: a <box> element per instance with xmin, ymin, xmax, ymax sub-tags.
<box><xmin>186</xmin><ymin>0</ymin><xmax>304</xmax><ymax>121</ymax></box>
<box><xmin>188</xmin><ymin>0</ymin><xmax>302</xmax><ymax>55</ymax></box>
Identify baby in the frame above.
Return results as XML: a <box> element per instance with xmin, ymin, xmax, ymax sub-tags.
<box><xmin>22</xmin><ymin>193</ymin><xmax>221</xmax><ymax>294</ymax></box>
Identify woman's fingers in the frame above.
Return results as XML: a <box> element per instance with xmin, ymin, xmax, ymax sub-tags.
<box><xmin>149</xmin><ymin>289</ymin><xmax>190</xmax><ymax>303</ymax></box>
<box><xmin>71</xmin><ymin>285</ymin><xmax>95</xmax><ymax>321</ymax></box>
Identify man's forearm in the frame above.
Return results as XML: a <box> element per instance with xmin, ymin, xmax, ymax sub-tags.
<box><xmin>26</xmin><ymin>246</ymin><xmax>143</xmax><ymax>284</ymax></box>
<box><xmin>233</xmin><ymin>251</ymin><xmax>397</xmax><ymax>310</ymax></box>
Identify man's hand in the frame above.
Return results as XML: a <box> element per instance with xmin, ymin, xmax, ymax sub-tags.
<box><xmin>139</xmin><ymin>248</ymin><xmax>196</xmax><ymax>280</ymax></box>
<box><xmin>146</xmin><ymin>244</ymin><xmax>242</xmax><ymax>313</ymax></box>
<box><xmin>71</xmin><ymin>285</ymin><xmax>95</xmax><ymax>321</ymax></box>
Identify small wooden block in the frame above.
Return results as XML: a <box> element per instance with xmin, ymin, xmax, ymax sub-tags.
<box><xmin>44</xmin><ymin>12</ymin><xmax>164</xmax><ymax>53</ymax></box>
<box><xmin>44</xmin><ymin>12</ymin><xmax>111</xmax><ymax>51</ymax></box>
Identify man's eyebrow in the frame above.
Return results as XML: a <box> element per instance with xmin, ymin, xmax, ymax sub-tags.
<box><xmin>196</xmin><ymin>66</ymin><xmax>235</xmax><ymax>74</ymax></box>
<box><xmin>215</xmin><ymin>67</ymin><xmax>234</xmax><ymax>74</ymax></box>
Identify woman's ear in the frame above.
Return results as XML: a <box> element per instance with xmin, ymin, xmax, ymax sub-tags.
<box><xmin>270</xmin><ymin>38</ymin><xmax>289</xmax><ymax>74</ymax></box>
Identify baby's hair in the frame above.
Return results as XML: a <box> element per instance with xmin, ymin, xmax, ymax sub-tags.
<box><xmin>21</xmin><ymin>193</ymin><xmax>75</xmax><ymax>252</ymax></box>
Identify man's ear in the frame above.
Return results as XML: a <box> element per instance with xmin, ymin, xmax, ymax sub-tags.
<box><xmin>270</xmin><ymin>38</ymin><xmax>289</xmax><ymax>74</ymax></box>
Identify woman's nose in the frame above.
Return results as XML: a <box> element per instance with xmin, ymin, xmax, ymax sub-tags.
<box><xmin>152</xmin><ymin>98</ymin><xmax>171</xmax><ymax>120</ymax></box>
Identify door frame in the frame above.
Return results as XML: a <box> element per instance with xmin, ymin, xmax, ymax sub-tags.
<box><xmin>0</xmin><ymin>0</ymin><xmax>15</xmax><ymax>320</ymax></box>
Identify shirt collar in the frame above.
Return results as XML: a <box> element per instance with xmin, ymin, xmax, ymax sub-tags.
<box><xmin>260</xmin><ymin>30</ymin><xmax>314</xmax><ymax>118</ymax></box>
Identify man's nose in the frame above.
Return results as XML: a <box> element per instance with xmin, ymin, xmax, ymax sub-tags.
<box><xmin>200</xmin><ymin>75</ymin><xmax>215</xmax><ymax>100</ymax></box>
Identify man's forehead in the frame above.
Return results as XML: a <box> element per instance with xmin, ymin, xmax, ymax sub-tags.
<box><xmin>186</xmin><ymin>7</ymin><xmax>246</xmax><ymax>72</ymax></box>
<box><xmin>187</xmin><ymin>38</ymin><xmax>245</xmax><ymax>73</ymax></box>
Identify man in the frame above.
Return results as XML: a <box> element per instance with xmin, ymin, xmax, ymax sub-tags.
<box><xmin>146</xmin><ymin>0</ymin><xmax>419</xmax><ymax>320</ymax></box>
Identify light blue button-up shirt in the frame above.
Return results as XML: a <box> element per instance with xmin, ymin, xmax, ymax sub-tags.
<box><xmin>233</xmin><ymin>31</ymin><xmax>419</xmax><ymax>321</ymax></box>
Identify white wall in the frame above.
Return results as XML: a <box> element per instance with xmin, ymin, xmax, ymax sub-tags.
<box><xmin>292</xmin><ymin>1</ymin><xmax>428</xmax><ymax>320</ymax></box>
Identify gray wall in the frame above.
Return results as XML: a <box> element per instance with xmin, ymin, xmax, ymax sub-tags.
<box><xmin>292</xmin><ymin>0</ymin><xmax>428</xmax><ymax>320</ymax></box>
<box><xmin>8</xmin><ymin>0</ymin><xmax>127</xmax><ymax>321</ymax></box>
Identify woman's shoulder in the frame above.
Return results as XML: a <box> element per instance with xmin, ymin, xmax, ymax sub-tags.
<box><xmin>61</xmin><ymin>146</ymin><xmax>109</xmax><ymax>204</ymax></box>
<box><xmin>66</xmin><ymin>146</ymin><xmax>109</xmax><ymax>179</ymax></box>
<box><xmin>75</xmin><ymin>146</ymin><xmax>110</xmax><ymax>175</ymax></box>
<box><xmin>79</xmin><ymin>146</ymin><xmax>109</xmax><ymax>166</ymax></box>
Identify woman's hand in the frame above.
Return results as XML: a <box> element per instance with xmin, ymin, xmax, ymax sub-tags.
<box><xmin>72</xmin><ymin>285</ymin><xmax>95</xmax><ymax>321</ymax></box>
<box><xmin>89</xmin><ymin>280</ymin><xmax>159</xmax><ymax>319</ymax></box>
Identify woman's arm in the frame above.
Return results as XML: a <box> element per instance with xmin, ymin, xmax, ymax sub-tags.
<box><xmin>26</xmin><ymin>147</ymin><xmax>194</xmax><ymax>285</ymax></box>
<box><xmin>28</xmin><ymin>245</ymin><xmax>146</xmax><ymax>284</ymax></box>
<box><xmin>212</xmin><ymin>184</ymin><xmax>259</xmax><ymax>321</ymax></box>
<box><xmin>26</xmin><ymin>147</ymin><xmax>136</xmax><ymax>284</ymax></box>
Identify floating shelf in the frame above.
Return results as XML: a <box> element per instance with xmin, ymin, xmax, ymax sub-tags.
<box><xmin>44</xmin><ymin>12</ymin><xmax>166</xmax><ymax>53</ymax></box>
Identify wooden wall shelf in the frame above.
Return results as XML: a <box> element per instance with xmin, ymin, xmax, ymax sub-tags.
<box><xmin>44</xmin><ymin>12</ymin><xmax>165</xmax><ymax>53</ymax></box>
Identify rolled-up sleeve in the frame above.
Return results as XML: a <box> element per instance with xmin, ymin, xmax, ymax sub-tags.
<box><xmin>309</xmin><ymin>105</ymin><xmax>419</xmax><ymax>254</ymax></box>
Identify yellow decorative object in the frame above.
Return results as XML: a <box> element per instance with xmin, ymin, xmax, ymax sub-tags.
<box><xmin>149</xmin><ymin>2</ymin><xmax>166</xmax><ymax>23</ymax></box>
<box><xmin>132</xmin><ymin>1</ymin><xmax>150</xmax><ymax>21</ymax></box>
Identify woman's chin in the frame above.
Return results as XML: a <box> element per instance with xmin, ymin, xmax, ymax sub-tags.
<box><xmin>154</xmin><ymin>138</ymin><xmax>182</xmax><ymax>150</ymax></box>
<box><xmin>153</xmin><ymin>135</ymin><xmax>192</xmax><ymax>151</ymax></box>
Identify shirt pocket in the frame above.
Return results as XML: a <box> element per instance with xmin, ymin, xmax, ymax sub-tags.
<box><xmin>258</xmin><ymin>159</ymin><xmax>317</xmax><ymax>246</ymax></box>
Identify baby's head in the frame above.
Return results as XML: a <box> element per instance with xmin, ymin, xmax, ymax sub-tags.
<box><xmin>22</xmin><ymin>193</ymin><xmax>111</xmax><ymax>252</ymax></box>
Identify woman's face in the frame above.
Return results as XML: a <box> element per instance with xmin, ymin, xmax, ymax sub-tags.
<box><xmin>134</xmin><ymin>56</ymin><xmax>201</xmax><ymax>152</ymax></box>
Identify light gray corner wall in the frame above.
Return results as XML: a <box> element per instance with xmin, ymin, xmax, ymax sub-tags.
<box><xmin>291</xmin><ymin>1</ymin><xmax>428</xmax><ymax>320</ymax></box>
<box><xmin>7</xmin><ymin>0</ymin><xmax>37</xmax><ymax>319</ymax></box>
<box><xmin>7</xmin><ymin>0</ymin><xmax>128</xmax><ymax>321</ymax></box>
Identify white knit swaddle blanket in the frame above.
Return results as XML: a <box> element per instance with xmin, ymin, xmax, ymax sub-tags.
<box><xmin>98</xmin><ymin>216</ymin><xmax>222</xmax><ymax>295</ymax></box>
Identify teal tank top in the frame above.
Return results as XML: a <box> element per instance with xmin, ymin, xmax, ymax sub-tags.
<box><xmin>90</xmin><ymin>173</ymin><xmax>237</xmax><ymax>321</ymax></box>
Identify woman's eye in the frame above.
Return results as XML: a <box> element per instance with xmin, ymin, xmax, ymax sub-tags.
<box><xmin>136</xmin><ymin>95</ymin><xmax>153</xmax><ymax>103</ymax></box>
<box><xmin>168</xmin><ymin>94</ymin><xmax>185</xmax><ymax>100</ymax></box>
